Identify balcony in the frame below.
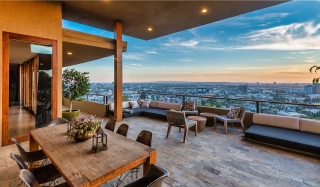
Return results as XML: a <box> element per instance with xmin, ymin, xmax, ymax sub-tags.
<box><xmin>3</xmin><ymin>106</ymin><xmax>320</xmax><ymax>187</ymax></box>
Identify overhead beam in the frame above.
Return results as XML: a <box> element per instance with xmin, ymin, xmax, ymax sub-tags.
<box><xmin>114</xmin><ymin>21</ymin><xmax>123</xmax><ymax>122</ymax></box>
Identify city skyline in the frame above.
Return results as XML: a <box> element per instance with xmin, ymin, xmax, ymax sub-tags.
<box><xmin>63</xmin><ymin>1</ymin><xmax>320</xmax><ymax>83</ymax></box>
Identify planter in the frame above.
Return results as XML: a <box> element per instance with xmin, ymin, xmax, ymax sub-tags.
<box><xmin>74</xmin><ymin>133</ymin><xmax>94</xmax><ymax>142</ymax></box>
<box><xmin>62</xmin><ymin>110</ymin><xmax>80</xmax><ymax>121</ymax></box>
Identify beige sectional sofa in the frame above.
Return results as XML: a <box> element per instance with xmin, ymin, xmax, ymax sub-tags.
<box><xmin>245</xmin><ymin>113</ymin><xmax>320</xmax><ymax>155</ymax></box>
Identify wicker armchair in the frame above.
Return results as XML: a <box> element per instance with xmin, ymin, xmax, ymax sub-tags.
<box><xmin>166</xmin><ymin>110</ymin><xmax>197</xmax><ymax>143</ymax></box>
<box><xmin>215</xmin><ymin>107</ymin><xmax>246</xmax><ymax>134</ymax></box>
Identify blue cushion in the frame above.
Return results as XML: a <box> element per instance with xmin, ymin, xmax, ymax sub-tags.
<box><xmin>245</xmin><ymin>124</ymin><xmax>320</xmax><ymax>155</ymax></box>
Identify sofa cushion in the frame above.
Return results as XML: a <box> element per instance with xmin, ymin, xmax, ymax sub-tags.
<box><xmin>141</xmin><ymin>108</ymin><xmax>167</xmax><ymax>120</ymax></box>
<box><xmin>157</xmin><ymin>101</ymin><xmax>182</xmax><ymax>111</ymax></box>
<box><xmin>141</xmin><ymin>100</ymin><xmax>151</xmax><ymax>108</ymax></box>
<box><xmin>183</xmin><ymin>101</ymin><xmax>196</xmax><ymax>111</ymax></box>
<box><xmin>109</xmin><ymin>101</ymin><xmax>130</xmax><ymax>111</ymax></box>
<box><xmin>227</xmin><ymin>106</ymin><xmax>241</xmax><ymax>119</ymax></box>
<box><xmin>149</xmin><ymin>101</ymin><xmax>158</xmax><ymax>108</ymax></box>
<box><xmin>245</xmin><ymin>125</ymin><xmax>320</xmax><ymax>155</ymax></box>
<box><xmin>300</xmin><ymin>118</ymin><xmax>320</xmax><ymax>135</ymax></box>
<box><xmin>252</xmin><ymin>113</ymin><xmax>299</xmax><ymax>130</ymax></box>
<box><xmin>129</xmin><ymin>101</ymin><xmax>140</xmax><ymax>108</ymax></box>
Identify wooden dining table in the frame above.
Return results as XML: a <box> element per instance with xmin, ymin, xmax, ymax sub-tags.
<box><xmin>29</xmin><ymin>124</ymin><xmax>156</xmax><ymax>187</ymax></box>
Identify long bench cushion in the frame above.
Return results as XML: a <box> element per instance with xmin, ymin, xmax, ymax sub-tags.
<box><xmin>253</xmin><ymin>113</ymin><xmax>299</xmax><ymax>130</ymax></box>
<box><xmin>149</xmin><ymin>101</ymin><xmax>158</xmax><ymax>108</ymax></box>
<box><xmin>157</xmin><ymin>101</ymin><xmax>182</xmax><ymax>111</ymax></box>
<box><xmin>245</xmin><ymin>125</ymin><xmax>320</xmax><ymax>155</ymax></box>
<box><xmin>109</xmin><ymin>101</ymin><xmax>130</xmax><ymax>111</ymax></box>
<box><xmin>141</xmin><ymin>108</ymin><xmax>167</xmax><ymax>120</ymax></box>
<box><xmin>300</xmin><ymin>118</ymin><xmax>320</xmax><ymax>135</ymax></box>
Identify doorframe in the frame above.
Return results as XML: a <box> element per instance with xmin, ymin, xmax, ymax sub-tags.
<box><xmin>2</xmin><ymin>32</ymin><xmax>58</xmax><ymax>146</ymax></box>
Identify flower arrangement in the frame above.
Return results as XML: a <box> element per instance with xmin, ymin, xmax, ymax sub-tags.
<box><xmin>67</xmin><ymin>115</ymin><xmax>102</xmax><ymax>140</ymax></box>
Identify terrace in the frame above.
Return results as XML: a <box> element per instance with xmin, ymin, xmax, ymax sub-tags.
<box><xmin>2</xmin><ymin>1</ymin><xmax>320</xmax><ymax>187</ymax></box>
<box><xmin>2</xmin><ymin>109</ymin><xmax>320</xmax><ymax>187</ymax></box>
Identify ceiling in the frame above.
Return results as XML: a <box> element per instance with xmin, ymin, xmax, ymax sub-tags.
<box><xmin>62</xmin><ymin>1</ymin><xmax>289</xmax><ymax>40</ymax></box>
<box><xmin>9</xmin><ymin>29</ymin><xmax>128</xmax><ymax>67</ymax></box>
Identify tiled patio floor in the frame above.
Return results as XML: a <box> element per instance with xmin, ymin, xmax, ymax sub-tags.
<box><xmin>1</xmin><ymin>114</ymin><xmax>320</xmax><ymax>187</ymax></box>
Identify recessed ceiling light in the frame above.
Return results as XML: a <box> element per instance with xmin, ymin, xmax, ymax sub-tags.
<box><xmin>67</xmin><ymin>52</ymin><xmax>72</xmax><ymax>55</ymax></box>
<box><xmin>148</xmin><ymin>27</ymin><xmax>153</xmax><ymax>31</ymax></box>
<box><xmin>202</xmin><ymin>8</ymin><xmax>208</xmax><ymax>13</ymax></box>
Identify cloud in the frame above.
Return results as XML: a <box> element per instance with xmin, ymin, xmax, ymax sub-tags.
<box><xmin>131</xmin><ymin>63</ymin><xmax>143</xmax><ymax>67</ymax></box>
<box><xmin>236</xmin><ymin>12</ymin><xmax>291</xmax><ymax>21</ymax></box>
<box><xmin>234</xmin><ymin>21</ymin><xmax>320</xmax><ymax>50</ymax></box>
<box><xmin>284</xmin><ymin>56</ymin><xmax>294</xmax><ymax>59</ymax></box>
<box><xmin>177</xmin><ymin>58</ymin><xmax>195</xmax><ymax>63</ymax></box>
<box><xmin>145</xmin><ymin>50</ymin><xmax>159</xmax><ymax>54</ymax></box>
<box><xmin>162</xmin><ymin>37</ymin><xmax>216</xmax><ymax>49</ymax></box>
<box><xmin>161</xmin><ymin>66</ymin><xmax>167</xmax><ymax>68</ymax></box>
<box><xmin>304</xmin><ymin>56</ymin><xmax>317</xmax><ymax>63</ymax></box>
<box><xmin>123</xmin><ymin>53</ymin><xmax>143</xmax><ymax>60</ymax></box>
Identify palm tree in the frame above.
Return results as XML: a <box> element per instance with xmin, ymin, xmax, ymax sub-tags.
<box><xmin>309</xmin><ymin>65</ymin><xmax>320</xmax><ymax>83</ymax></box>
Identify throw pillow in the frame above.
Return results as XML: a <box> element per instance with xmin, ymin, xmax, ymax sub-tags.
<box><xmin>141</xmin><ymin>100</ymin><xmax>151</xmax><ymax>108</ymax></box>
<box><xmin>227</xmin><ymin>106</ymin><xmax>241</xmax><ymax>119</ymax></box>
<box><xmin>129</xmin><ymin>101</ymin><xmax>140</xmax><ymax>108</ymax></box>
<box><xmin>137</xmin><ymin>98</ymin><xmax>144</xmax><ymax>107</ymax></box>
<box><xmin>183</xmin><ymin>101</ymin><xmax>196</xmax><ymax>111</ymax></box>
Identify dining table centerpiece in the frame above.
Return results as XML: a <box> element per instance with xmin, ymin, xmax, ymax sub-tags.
<box><xmin>67</xmin><ymin>115</ymin><xmax>102</xmax><ymax>142</ymax></box>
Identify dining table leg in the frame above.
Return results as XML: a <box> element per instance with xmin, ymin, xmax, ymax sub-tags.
<box><xmin>143</xmin><ymin>150</ymin><xmax>157</xmax><ymax>176</ymax></box>
<box><xmin>29</xmin><ymin>134</ymin><xmax>39</xmax><ymax>152</ymax></box>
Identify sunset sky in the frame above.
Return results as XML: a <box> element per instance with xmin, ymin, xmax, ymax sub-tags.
<box><xmin>63</xmin><ymin>1</ymin><xmax>320</xmax><ymax>83</ymax></box>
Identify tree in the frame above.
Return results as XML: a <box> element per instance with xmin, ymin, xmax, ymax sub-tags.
<box><xmin>310</xmin><ymin>65</ymin><xmax>320</xmax><ymax>83</ymax></box>
<box><xmin>62</xmin><ymin>69</ymin><xmax>90</xmax><ymax>112</ymax></box>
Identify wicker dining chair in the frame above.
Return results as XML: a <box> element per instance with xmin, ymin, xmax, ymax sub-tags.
<box><xmin>166</xmin><ymin>110</ymin><xmax>197</xmax><ymax>143</ymax></box>
<box><xmin>105</xmin><ymin>118</ymin><xmax>117</xmax><ymax>132</ymax></box>
<box><xmin>116</xmin><ymin>124</ymin><xmax>129</xmax><ymax>137</ymax></box>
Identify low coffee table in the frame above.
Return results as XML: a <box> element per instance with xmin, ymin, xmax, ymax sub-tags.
<box><xmin>187</xmin><ymin>116</ymin><xmax>207</xmax><ymax>132</ymax></box>
<box><xmin>200</xmin><ymin>112</ymin><xmax>218</xmax><ymax>127</ymax></box>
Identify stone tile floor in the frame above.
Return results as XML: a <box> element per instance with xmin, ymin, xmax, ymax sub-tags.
<box><xmin>1</xmin><ymin>115</ymin><xmax>320</xmax><ymax>187</ymax></box>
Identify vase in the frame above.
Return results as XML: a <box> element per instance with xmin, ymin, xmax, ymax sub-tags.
<box><xmin>74</xmin><ymin>133</ymin><xmax>94</xmax><ymax>142</ymax></box>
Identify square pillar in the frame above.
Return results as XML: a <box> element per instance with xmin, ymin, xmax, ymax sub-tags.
<box><xmin>114</xmin><ymin>21</ymin><xmax>123</xmax><ymax>121</ymax></box>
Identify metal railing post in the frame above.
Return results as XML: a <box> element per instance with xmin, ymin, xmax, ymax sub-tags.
<box><xmin>105</xmin><ymin>95</ymin><xmax>108</xmax><ymax>104</ymax></box>
<box><xmin>86</xmin><ymin>94</ymin><xmax>89</xmax><ymax>101</ymax></box>
<box><xmin>256</xmin><ymin>101</ymin><xmax>260</xmax><ymax>113</ymax></box>
<box><xmin>182</xmin><ymin>95</ymin><xmax>186</xmax><ymax>103</ymax></box>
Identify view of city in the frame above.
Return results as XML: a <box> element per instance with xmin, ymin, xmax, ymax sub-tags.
<box><xmin>65</xmin><ymin>1</ymin><xmax>320</xmax><ymax>120</ymax></box>
<box><xmin>86</xmin><ymin>82</ymin><xmax>320</xmax><ymax>120</ymax></box>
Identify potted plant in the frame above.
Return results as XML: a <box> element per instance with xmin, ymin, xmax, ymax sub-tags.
<box><xmin>67</xmin><ymin>115</ymin><xmax>102</xmax><ymax>141</ymax></box>
<box><xmin>62</xmin><ymin>68</ymin><xmax>90</xmax><ymax>120</ymax></box>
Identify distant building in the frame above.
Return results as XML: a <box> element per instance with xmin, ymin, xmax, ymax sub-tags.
<box><xmin>304</xmin><ymin>83</ymin><xmax>320</xmax><ymax>94</ymax></box>
<box><xmin>238</xmin><ymin>84</ymin><xmax>248</xmax><ymax>94</ymax></box>
<box><xmin>304</xmin><ymin>85</ymin><xmax>314</xmax><ymax>94</ymax></box>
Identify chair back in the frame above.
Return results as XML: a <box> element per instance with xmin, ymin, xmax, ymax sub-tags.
<box><xmin>10</xmin><ymin>153</ymin><xmax>28</xmax><ymax>170</ymax></box>
<box><xmin>238</xmin><ymin>107</ymin><xmax>246</xmax><ymax>122</ymax></box>
<box><xmin>105</xmin><ymin>118</ymin><xmax>116</xmax><ymax>132</ymax></box>
<box><xmin>136</xmin><ymin>130</ymin><xmax>152</xmax><ymax>147</ymax></box>
<box><xmin>47</xmin><ymin>117</ymin><xmax>69</xmax><ymax>127</ymax></box>
<box><xmin>19</xmin><ymin>169</ymin><xmax>41</xmax><ymax>187</ymax></box>
<box><xmin>116</xmin><ymin>124</ymin><xmax>129</xmax><ymax>137</ymax></box>
<box><xmin>145</xmin><ymin>164</ymin><xmax>170</xmax><ymax>187</ymax></box>
<box><xmin>166</xmin><ymin>110</ymin><xmax>186</xmax><ymax>127</ymax></box>
<box><xmin>11</xmin><ymin>138</ymin><xmax>29</xmax><ymax>162</ymax></box>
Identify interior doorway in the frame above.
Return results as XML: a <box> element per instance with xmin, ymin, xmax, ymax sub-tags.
<box><xmin>2</xmin><ymin>32</ymin><xmax>58</xmax><ymax>146</ymax></box>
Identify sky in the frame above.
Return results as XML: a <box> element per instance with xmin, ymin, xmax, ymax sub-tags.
<box><xmin>63</xmin><ymin>1</ymin><xmax>320</xmax><ymax>83</ymax></box>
